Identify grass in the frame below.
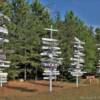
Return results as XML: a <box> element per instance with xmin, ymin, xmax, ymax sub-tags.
<box><xmin>0</xmin><ymin>80</ymin><xmax>100</xmax><ymax>100</ymax></box>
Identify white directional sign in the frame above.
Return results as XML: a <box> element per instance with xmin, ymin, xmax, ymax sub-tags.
<box><xmin>42</xmin><ymin>46</ymin><xmax>60</xmax><ymax>50</ymax></box>
<box><xmin>43</xmin><ymin>76</ymin><xmax>57</xmax><ymax>80</ymax></box>
<box><xmin>71</xmin><ymin>63</ymin><xmax>83</xmax><ymax>67</ymax></box>
<box><xmin>73</xmin><ymin>55</ymin><xmax>80</xmax><ymax>58</ymax></box>
<box><xmin>0</xmin><ymin>60</ymin><xmax>10</xmax><ymax>63</ymax></box>
<box><xmin>74</xmin><ymin>41</ymin><xmax>85</xmax><ymax>45</ymax></box>
<box><xmin>74</xmin><ymin>45</ymin><xmax>84</xmax><ymax>49</ymax></box>
<box><xmin>0</xmin><ymin>64</ymin><xmax>10</xmax><ymax>68</ymax></box>
<box><xmin>43</xmin><ymin>70</ymin><xmax>60</xmax><ymax>75</ymax></box>
<box><xmin>0</xmin><ymin>72</ymin><xmax>8</xmax><ymax>87</ymax></box>
<box><xmin>42</xmin><ymin>38</ymin><xmax>58</xmax><ymax>42</ymax></box>
<box><xmin>70</xmin><ymin>58</ymin><xmax>84</xmax><ymax>63</ymax></box>
<box><xmin>42</xmin><ymin>63</ymin><xmax>58</xmax><ymax>67</ymax></box>
<box><xmin>43</xmin><ymin>72</ymin><xmax>60</xmax><ymax>76</ymax></box>
<box><xmin>0</xmin><ymin>38</ymin><xmax>9</xmax><ymax>43</ymax></box>
<box><xmin>74</xmin><ymin>37</ymin><xmax>85</xmax><ymax>44</ymax></box>
<box><xmin>71</xmin><ymin>71</ymin><xmax>83</xmax><ymax>76</ymax></box>
<box><xmin>0</xmin><ymin>61</ymin><xmax>10</xmax><ymax>68</ymax></box>
<box><xmin>42</xmin><ymin>41</ymin><xmax>58</xmax><ymax>46</ymax></box>
<box><xmin>0</xmin><ymin>13</ymin><xmax>10</xmax><ymax>87</ymax></box>
<box><xmin>97</xmin><ymin>48</ymin><xmax>100</xmax><ymax>50</ymax></box>
<box><xmin>40</xmin><ymin>52</ymin><xmax>59</xmax><ymax>57</ymax></box>
<box><xmin>74</xmin><ymin>52</ymin><xmax>85</xmax><ymax>56</ymax></box>
<box><xmin>0</xmin><ymin>27</ymin><xmax>8</xmax><ymax>34</ymax></box>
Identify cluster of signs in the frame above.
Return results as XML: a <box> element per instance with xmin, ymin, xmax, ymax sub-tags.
<box><xmin>96</xmin><ymin>44</ymin><xmax>100</xmax><ymax>74</ymax></box>
<box><xmin>0</xmin><ymin>13</ymin><xmax>10</xmax><ymax>87</ymax></box>
<box><xmin>41</xmin><ymin>37</ymin><xmax>63</xmax><ymax>79</ymax></box>
<box><xmin>69</xmin><ymin>37</ymin><xmax>86</xmax><ymax>77</ymax></box>
<box><xmin>40</xmin><ymin>26</ymin><xmax>63</xmax><ymax>92</ymax></box>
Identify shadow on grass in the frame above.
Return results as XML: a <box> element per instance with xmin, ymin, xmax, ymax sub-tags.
<box><xmin>29</xmin><ymin>81</ymin><xmax>64</xmax><ymax>88</ymax></box>
<box><xmin>6</xmin><ymin>86</ymin><xmax>37</xmax><ymax>93</ymax></box>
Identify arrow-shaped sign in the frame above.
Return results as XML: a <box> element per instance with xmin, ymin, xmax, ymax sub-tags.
<box><xmin>42</xmin><ymin>38</ymin><xmax>58</xmax><ymax>42</ymax></box>
<box><xmin>0</xmin><ymin>26</ymin><xmax>8</xmax><ymax>34</ymax></box>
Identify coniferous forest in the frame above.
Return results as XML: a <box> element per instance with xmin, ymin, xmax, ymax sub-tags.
<box><xmin>0</xmin><ymin>0</ymin><xmax>100</xmax><ymax>81</ymax></box>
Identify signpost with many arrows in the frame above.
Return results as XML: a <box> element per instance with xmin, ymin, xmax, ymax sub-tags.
<box><xmin>0</xmin><ymin>13</ymin><xmax>10</xmax><ymax>87</ymax></box>
<box><xmin>69</xmin><ymin>37</ymin><xmax>86</xmax><ymax>87</ymax></box>
<box><xmin>41</xmin><ymin>25</ymin><xmax>63</xmax><ymax>92</ymax></box>
<box><xmin>96</xmin><ymin>44</ymin><xmax>100</xmax><ymax>74</ymax></box>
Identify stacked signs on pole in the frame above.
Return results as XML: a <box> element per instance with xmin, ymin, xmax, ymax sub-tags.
<box><xmin>96</xmin><ymin>44</ymin><xmax>100</xmax><ymax>74</ymax></box>
<box><xmin>41</xmin><ymin>25</ymin><xmax>63</xmax><ymax>92</ymax></box>
<box><xmin>0</xmin><ymin>13</ymin><xmax>10</xmax><ymax>87</ymax></box>
<box><xmin>69</xmin><ymin>37</ymin><xmax>86</xmax><ymax>87</ymax></box>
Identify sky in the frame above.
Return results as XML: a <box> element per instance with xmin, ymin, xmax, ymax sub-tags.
<box><xmin>29</xmin><ymin>0</ymin><xmax>100</xmax><ymax>27</ymax></box>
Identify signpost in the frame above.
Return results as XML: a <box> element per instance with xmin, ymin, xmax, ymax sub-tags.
<box><xmin>41</xmin><ymin>25</ymin><xmax>63</xmax><ymax>92</ymax></box>
<box><xmin>69</xmin><ymin>37</ymin><xmax>86</xmax><ymax>87</ymax></box>
<box><xmin>96</xmin><ymin>44</ymin><xmax>100</xmax><ymax>74</ymax></box>
<box><xmin>0</xmin><ymin>13</ymin><xmax>10</xmax><ymax>87</ymax></box>
<box><xmin>0</xmin><ymin>73</ymin><xmax>8</xmax><ymax>87</ymax></box>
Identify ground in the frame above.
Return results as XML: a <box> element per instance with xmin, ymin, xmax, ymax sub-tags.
<box><xmin>0</xmin><ymin>79</ymin><xmax>100</xmax><ymax>100</ymax></box>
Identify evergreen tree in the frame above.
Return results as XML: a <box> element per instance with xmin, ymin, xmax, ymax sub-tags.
<box><xmin>0</xmin><ymin>1</ymin><xmax>97</xmax><ymax>81</ymax></box>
